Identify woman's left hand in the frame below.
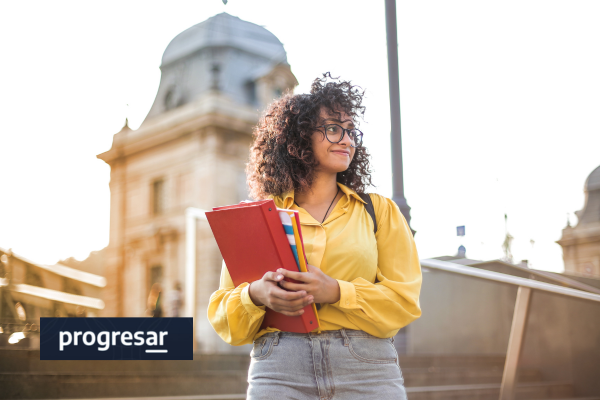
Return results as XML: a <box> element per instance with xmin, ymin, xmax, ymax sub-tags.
<box><xmin>278</xmin><ymin>265</ymin><xmax>341</xmax><ymax>304</ymax></box>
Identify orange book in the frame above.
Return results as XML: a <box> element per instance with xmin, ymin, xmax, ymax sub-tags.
<box><xmin>289</xmin><ymin>214</ymin><xmax>320</xmax><ymax>328</ymax></box>
<box><xmin>206</xmin><ymin>200</ymin><xmax>319</xmax><ymax>333</ymax></box>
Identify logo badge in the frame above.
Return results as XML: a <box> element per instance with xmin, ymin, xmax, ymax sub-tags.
<box><xmin>40</xmin><ymin>318</ymin><xmax>193</xmax><ymax>360</ymax></box>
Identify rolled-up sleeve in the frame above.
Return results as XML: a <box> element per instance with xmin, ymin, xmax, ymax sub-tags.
<box><xmin>331</xmin><ymin>194</ymin><xmax>422</xmax><ymax>338</ymax></box>
<box><xmin>207</xmin><ymin>261</ymin><xmax>266</xmax><ymax>346</ymax></box>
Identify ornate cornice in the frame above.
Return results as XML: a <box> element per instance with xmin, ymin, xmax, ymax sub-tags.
<box><xmin>97</xmin><ymin>92</ymin><xmax>257</xmax><ymax>165</ymax></box>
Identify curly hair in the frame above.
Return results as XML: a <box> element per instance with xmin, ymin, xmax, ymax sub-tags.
<box><xmin>246</xmin><ymin>73</ymin><xmax>373</xmax><ymax>200</ymax></box>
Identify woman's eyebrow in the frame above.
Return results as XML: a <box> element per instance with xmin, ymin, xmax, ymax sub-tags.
<box><xmin>324</xmin><ymin>118</ymin><xmax>355</xmax><ymax>127</ymax></box>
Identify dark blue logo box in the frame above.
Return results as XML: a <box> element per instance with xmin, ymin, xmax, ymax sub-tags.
<box><xmin>40</xmin><ymin>318</ymin><xmax>193</xmax><ymax>360</ymax></box>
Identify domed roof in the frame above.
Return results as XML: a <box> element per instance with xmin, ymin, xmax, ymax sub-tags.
<box><xmin>585</xmin><ymin>165</ymin><xmax>600</xmax><ymax>192</ymax></box>
<box><xmin>162</xmin><ymin>13</ymin><xmax>287</xmax><ymax>66</ymax></box>
<box><xmin>141</xmin><ymin>12</ymin><xmax>297</xmax><ymax>126</ymax></box>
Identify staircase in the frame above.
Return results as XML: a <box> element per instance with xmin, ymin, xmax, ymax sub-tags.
<box><xmin>398</xmin><ymin>355</ymin><xmax>589</xmax><ymax>400</ymax></box>
<box><xmin>0</xmin><ymin>350</ymin><xmax>248</xmax><ymax>400</ymax></box>
<box><xmin>1</xmin><ymin>350</ymin><xmax>597</xmax><ymax>400</ymax></box>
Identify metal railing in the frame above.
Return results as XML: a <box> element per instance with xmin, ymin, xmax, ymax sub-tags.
<box><xmin>420</xmin><ymin>258</ymin><xmax>600</xmax><ymax>400</ymax></box>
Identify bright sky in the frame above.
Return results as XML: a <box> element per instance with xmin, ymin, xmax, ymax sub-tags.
<box><xmin>1</xmin><ymin>1</ymin><xmax>599</xmax><ymax>272</ymax></box>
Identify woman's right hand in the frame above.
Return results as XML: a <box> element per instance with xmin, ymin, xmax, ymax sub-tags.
<box><xmin>248</xmin><ymin>271</ymin><xmax>314</xmax><ymax>316</ymax></box>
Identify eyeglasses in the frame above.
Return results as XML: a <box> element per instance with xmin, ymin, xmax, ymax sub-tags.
<box><xmin>317</xmin><ymin>124</ymin><xmax>364</xmax><ymax>148</ymax></box>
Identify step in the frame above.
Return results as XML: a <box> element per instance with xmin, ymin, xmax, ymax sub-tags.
<box><xmin>38</xmin><ymin>396</ymin><xmax>248</xmax><ymax>400</ymax></box>
<box><xmin>1</xmin><ymin>350</ymin><xmax>584</xmax><ymax>400</ymax></box>
<box><xmin>4</xmin><ymin>351</ymin><xmax>508</xmax><ymax>372</ymax></box>
<box><xmin>1</xmin><ymin>364</ymin><xmax>541</xmax><ymax>394</ymax></box>
<box><xmin>27</xmin><ymin>395</ymin><xmax>600</xmax><ymax>400</ymax></box>
<box><xmin>398</xmin><ymin>354</ymin><xmax>506</xmax><ymax>369</ymax></box>
<box><xmin>0</xmin><ymin>350</ymin><xmax>251</xmax><ymax>373</ymax></box>
<box><xmin>0</xmin><ymin>371</ymin><xmax>248</xmax><ymax>400</ymax></box>
<box><xmin>406</xmin><ymin>383</ymin><xmax>500</xmax><ymax>400</ymax></box>
<box><xmin>527</xmin><ymin>396</ymin><xmax>600</xmax><ymax>400</ymax></box>
<box><xmin>402</xmin><ymin>366</ymin><xmax>541</xmax><ymax>386</ymax></box>
<box><xmin>523</xmin><ymin>398</ymin><xmax>600</xmax><ymax>400</ymax></box>
<box><xmin>2</xmin><ymin>376</ymin><xmax>578</xmax><ymax>400</ymax></box>
<box><xmin>516</xmin><ymin>381</ymin><xmax>576</xmax><ymax>400</ymax></box>
<box><xmin>2</xmin><ymin>350</ymin><xmax>510</xmax><ymax>373</ymax></box>
<box><xmin>37</xmin><ymin>397</ymin><xmax>247</xmax><ymax>400</ymax></box>
<box><xmin>404</xmin><ymin>381</ymin><xmax>576</xmax><ymax>400</ymax></box>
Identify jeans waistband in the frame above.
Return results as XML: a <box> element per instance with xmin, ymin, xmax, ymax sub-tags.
<box><xmin>261</xmin><ymin>329</ymin><xmax>384</xmax><ymax>340</ymax></box>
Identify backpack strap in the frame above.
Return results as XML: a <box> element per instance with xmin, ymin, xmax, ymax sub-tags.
<box><xmin>358</xmin><ymin>193</ymin><xmax>377</xmax><ymax>235</ymax></box>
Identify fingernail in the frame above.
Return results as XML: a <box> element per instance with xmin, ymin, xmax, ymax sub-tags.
<box><xmin>277</xmin><ymin>275</ymin><xmax>283</xmax><ymax>279</ymax></box>
<box><xmin>299</xmin><ymin>310</ymin><xmax>304</xmax><ymax>314</ymax></box>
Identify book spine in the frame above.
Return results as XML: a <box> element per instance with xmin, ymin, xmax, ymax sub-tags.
<box><xmin>262</xmin><ymin>203</ymin><xmax>297</xmax><ymax>275</ymax></box>
<box><xmin>279</xmin><ymin>211</ymin><xmax>301</xmax><ymax>272</ymax></box>
<box><xmin>291</xmin><ymin>217</ymin><xmax>321</xmax><ymax>331</ymax></box>
<box><xmin>262</xmin><ymin>203</ymin><xmax>319</xmax><ymax>333</ymax></box>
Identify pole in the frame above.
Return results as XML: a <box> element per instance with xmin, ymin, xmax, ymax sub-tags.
<box><xmin>499</xmin><ymin>286</ymin><xmax>532</xmax><ymax>400</ymax></box>
<box><xmin>385</xmin><ymin>0</ymin><xmax>414</xmax><ymax>235</ymax></box>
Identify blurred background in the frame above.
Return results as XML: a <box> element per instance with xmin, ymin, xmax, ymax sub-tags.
<box><xmin>1</xmin><ymin>1</ymin><xmax>599</xmax><ymax>399</ymax></box>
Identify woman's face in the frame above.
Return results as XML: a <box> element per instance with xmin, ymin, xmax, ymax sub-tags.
<box><xmin>311</xmin><ymin>107</ymin><xmax>356</xmax><ymax>174</ymax></box>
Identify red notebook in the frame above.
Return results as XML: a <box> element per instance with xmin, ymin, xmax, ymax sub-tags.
<box><xmin>205</xmin><ymin>199</ymin><xmax>319</xmax><ymax>333</ymax></box>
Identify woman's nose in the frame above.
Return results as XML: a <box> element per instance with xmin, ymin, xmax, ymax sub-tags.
<box><xmin>340</xmin><ymin>131</ymin><xmax>353</xmax><ymax>146</ymax></box>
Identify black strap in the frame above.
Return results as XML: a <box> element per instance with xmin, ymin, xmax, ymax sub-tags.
<box><xmin>358</xmin><ymin>193</ymin><xmax>377</xmax><ymax>235</ymax></box>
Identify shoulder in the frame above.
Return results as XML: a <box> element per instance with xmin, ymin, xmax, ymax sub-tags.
<box><xmin>366</xmin><ymin>193</ymin><xmax>414</xmax><ymax>241</ymax></box>
<box><xmin>364</xmin><ymin>193</ymin><xmax>410</xmax><ymax>233</ymax></box>
<box><xmin>366</xmin><ymin>193</ymin><xmax>398</xmax><ymax>217</ymax></box>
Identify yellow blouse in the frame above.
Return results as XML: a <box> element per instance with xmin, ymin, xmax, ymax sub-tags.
<box><xmin>207</xmin><ymin>183</ymin><xmax>422</xmax><ymax>346</ymax></box>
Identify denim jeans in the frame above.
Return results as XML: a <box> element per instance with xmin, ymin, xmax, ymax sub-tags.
<box><xmin>247</xmin><ymin>329</ymin><xmax>407</xmax><ymax>400</ymax></box>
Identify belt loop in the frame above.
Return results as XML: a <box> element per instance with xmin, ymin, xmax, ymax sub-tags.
<box><xmin>273</xmin><ymin>331</ymin><xmax>280</xmax><ymax>346</ymax></box>
<box><xmin>340</xmin><ymin>328</ymin><xmax>350</xmax><ymax>347</ymax></box>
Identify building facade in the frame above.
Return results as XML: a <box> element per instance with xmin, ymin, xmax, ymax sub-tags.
<box><xmin>97</xmin><ymin>13</ymin><xmax>297</xmax><ymax>352</ymax></box>
<box><xmin>558</xmin><ymin>164</ymin><xmax>600</xmax><ymax>278</ymax></box>
<box><xmin>0</xmin><ymin>247</ymin><xmax>105</xmax><ymax>349</ymax></box>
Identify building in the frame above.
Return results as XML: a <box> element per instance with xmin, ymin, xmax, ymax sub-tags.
<box><xmin>558</xmin><ymin>164</ymin><xmax>600</xmax><ymax>277</ymax></box>
<box><xmin>0</xmin><ymin>247</ymin><xmax>105</xmax><ymax>349</ymax></box>
<box><xmin>96</xmin><ymin>13</ymin><xmax>297</xmax><ymax>352</ymax></box>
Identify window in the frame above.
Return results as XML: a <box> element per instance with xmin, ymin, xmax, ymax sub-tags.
<box><xmin>245</xmin><ymin>81</ymin><xmax>257</xmax><ymax>105</ymax></box>
<box><xmin>152</xmin><ymin>179</ymin><xmax>165</xmax><ymax>215</ymax></box>
<box><xmin>149</xmin><ymin>265</ymin><xmax>163</xmax><ymax>290</ymax></box>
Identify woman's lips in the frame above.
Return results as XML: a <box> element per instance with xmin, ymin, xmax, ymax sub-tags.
<box><xmin>331</xmin><ymin>150</ymin><xmax>350</xmax><ymax>156</ymax></box>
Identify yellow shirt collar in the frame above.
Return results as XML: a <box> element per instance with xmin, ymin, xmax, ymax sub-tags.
<box><xmin>275</xmin><ymin>182</ymin><xmax>367</xmax><ymax>209</ymax></box>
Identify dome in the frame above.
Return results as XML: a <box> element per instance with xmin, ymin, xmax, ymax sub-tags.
<box><xmin>141</xmin><ymin>12</ymin><xmax>296</xmax><ymax>125</ymax></box>
<box><xmin>161</xmin><ymin>13</ymin><xmax>287</xmax><ymax>66</ymax></box>
<box><xmin>575</xmin><ymin>164</ymin><xmax>600</xmax><ymax>225</ymax></box>
<box><xmin>585</xmin><ymin>165</ymin><xmax>600</xmax><ymax>192</ymax></box>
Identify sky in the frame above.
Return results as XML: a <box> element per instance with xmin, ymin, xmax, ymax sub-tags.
<box><xmin>1</xmin><ymin>0</ymin><xmax>599</xmax><ymax>272</ymax></box>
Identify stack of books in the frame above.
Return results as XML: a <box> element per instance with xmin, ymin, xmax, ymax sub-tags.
<box><xmin>206</xmin><ymin>200</ymin><xmax>320</xmax><ymax>333</ymax></box>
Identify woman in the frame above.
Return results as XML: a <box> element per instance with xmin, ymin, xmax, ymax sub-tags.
<box><xmin>208</xmin><ymin>74</ymin><xmax>422</xmax><ymax>399</ymax></box>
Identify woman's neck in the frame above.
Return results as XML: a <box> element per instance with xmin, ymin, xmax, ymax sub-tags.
<box><xmin>294</xmin><ymin>171</ymin><xmax>339</xmax><ymax>206</ymax></box>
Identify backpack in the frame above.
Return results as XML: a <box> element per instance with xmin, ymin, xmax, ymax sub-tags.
<box><xmin>357</xmin><ymin>193</ymin><xmax>377</xmax><ymax>235</ymax></box>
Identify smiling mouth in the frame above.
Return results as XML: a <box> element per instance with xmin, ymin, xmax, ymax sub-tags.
<box><xmin>331</xmin><ymin>151</ymin><xmax>350</xmax><ymax>156</ymax></box>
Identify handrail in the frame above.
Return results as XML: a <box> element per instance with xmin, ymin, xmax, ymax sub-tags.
<box><xmin>421</xmin><ymin>258</ymin><xmax>600</xmax><ymax>400</ymax></box>
<box><xmin>0</xmin><ymin>246</ymin><xmax>106</xmax><ymax>288</ymax></box>
<box><xmin>467</xmin><ymin>259</ymin><xmax>600</xmax><ymax>295</ymax></box>
<box><xmin>420</xmin><ymin>258</ymin><xmax>600</xmax><ymax>303</ymax></box>
<box><xmin>10</xmin><ymin>283</ymin><xmax>105</xmax><ymax>310</ymax></box>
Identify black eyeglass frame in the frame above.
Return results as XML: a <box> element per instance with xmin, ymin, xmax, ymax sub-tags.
<box><xmin>316</xmin><ymin>124</ymin><xmax>364</xmax><ymax>148</ymax></box>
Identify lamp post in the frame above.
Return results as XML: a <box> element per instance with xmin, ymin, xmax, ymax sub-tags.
<box><xmin>385</xmin><ymin>0</ymin><xmax>414</xmax><ymax>235</ymax></box>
